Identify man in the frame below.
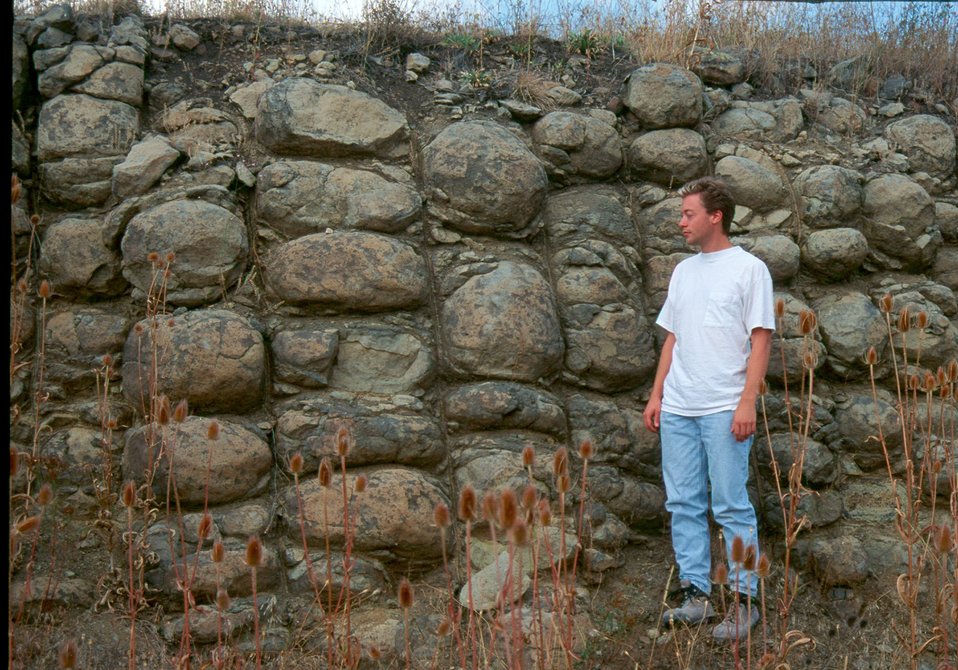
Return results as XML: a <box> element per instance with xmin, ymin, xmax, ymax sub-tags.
<box><xmin>643</xmin><ymin>176</ymin><xmax>774</xmax><ymax>641</ymax></box>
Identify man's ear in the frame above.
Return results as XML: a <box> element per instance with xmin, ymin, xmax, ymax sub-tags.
<box><xmin>710</xmin><ymin>210</ymin><xmax>723</xmax><ymax>227</ymax></box>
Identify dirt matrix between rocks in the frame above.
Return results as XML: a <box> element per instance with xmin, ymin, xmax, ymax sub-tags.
<box><xmin>9</xmin><ymin>5</ymin><xmax>958</xmax><ymax>669</ymax></box>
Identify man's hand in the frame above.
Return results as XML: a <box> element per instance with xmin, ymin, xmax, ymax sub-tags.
<box><xmin>643</xmin><ymin>396</ymin><xmax>662</xmax><ymax>433</ymax></box>
<box><xmin>731</xmin><ymin>402</ymin><xmax>756</xmax><ymax>442</ymax></box>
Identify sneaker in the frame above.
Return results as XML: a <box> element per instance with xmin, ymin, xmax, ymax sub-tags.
<box><xmin>711</xmin><ymin>598</ymin><xmax>760</xmax><ymax>641</ymax></box>
<box><xmin>661</xmin><ymin>580</ymin><xmax>716</xmax><ymax>627</ymax></box>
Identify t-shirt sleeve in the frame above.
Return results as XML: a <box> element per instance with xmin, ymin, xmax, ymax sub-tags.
<box><xmin>742</xmin><ymin>262</ymin><xmax>776</xmax><ymax>333</ymax></box>
<box><xmin>656</xmin><ymin>273</ymin><xmax>676</xmax><ymax>333</ymax></box>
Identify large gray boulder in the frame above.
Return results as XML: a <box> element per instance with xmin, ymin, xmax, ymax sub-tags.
<box><xmin>587</xmin><ymin>465</ymin><xmax>667</xmax><ymax>529</ymax></box>
<box><xmin>736</xmin><ymin>234</ymin><xmax>800</xmax><ymax>283</ymax></box>
<box><xmin>256</xmin><ymin>79</ymin><xmax>409</xmax><ymax>159</ymax></box>
<box><xmin>627</xmin><ymin>128</ymin><xmax>707</xmax><ymax>186</ymax></box>
<box><xmin>270</xmin><ymin>327</ymin><xmax>339</xmax><ymax>388</ymax></box>
<box><xmin>833</xmin><ymin>390</ymin><xmax>903</xmax><ymax>471</ymax></box>
<box><xmin>566</xmin><ymin>394</ymin><xmax>660</xmax><ymax>477</ymax></box>
<box><xmin>254</xmin><ymin>161</ymin><xmax>421</xmax><ymax>237</ymax></box>
<box><xmin>756</xmin><ymin>433</ymin><xmax>838</xmax><ymax>489</ymax></box>
<box><xmin>640</xmin><ymin>197</ymin><xmax>686</xmax><ymax>255</ymax></box>
<box><xmin>423</xmin><ymin>121</ymin><xmax>548</xmax><ymax>238</ymax></box>
<box><xmin>123</xmin><ymin>416</ymin><xmax>272</xmax><ymax>505</ymax></box>
<box><xmin>711</xmin><ymin>98</ymin><xmax>803</xmax><ymax>141</ymax></box>
<box><xmin>622</xmin><ymin>63</ymin><xmax>703</xmax><ymax>129</ymax></box>
<box><xmin>937</xmin><ymin>202</ymin><xmax>958</xmax><ymax>242</ymax></box>
<box><xmin>274</xmin><ymin>396</ymin><xmax>444</xmax><ymax>473</ymax></box>
<box><xmin>801</xmin><ymin>228</ymin><xmax>869</xmax><ymax>281</ymax></box>
<box><xmin>451</xmin><ymin>433</ymin><xmax>560</xmax><ymax>495</ymax></box>
<box><xmin>443</xmin><ymin>382</ymin><xmax>567</xmax><ymax>438</ymax></box>
<box><xmin>813</xmin><ymin>291</ymin><xmax>888</xmax><ymax>380</ymax></box>
<box><xmin>122</xmin><ymin>309</ymin><xmax>266</xmax><ymax>414</ymax></box>
<box><xmin>793</xmin><ymin>165</ymin><xmax>864</xmax><ymax>229</ymax></box>
<box><xmin>112</xmin><ymin>135</ymin><xmax>180</xmax><ymax>198</ymax></box>
<box><xmin>817</xmin><ymin>97</ymin><xmax>868</xmax><ymax>135</ymax></box>
<box><xmin>715</xmin><ymin>155</ymin><xmax>787</xmax><ymax>212</ymax></box>
<box><xmin>327</xmin><ymin>323</ymin><xmax>434</xmax><ymax>394</ymax></box>
<box><xmin>885</xmin><ymin>114</ymin><xmax>956</xmax><ymax>180</ymax></box>
<box><xmin>440</xmin><ymin>261</ymin><xmax>564</xmax><ymax>382</ymax></box>
<box><xmin>543</xmin><ymin>188</ymin><xmax>636</xmax><ymax>249</ymax></box>
<box><xmin>43</xmin><ymin>307</ymin><xmax>129</xmax><ymax>391</ymax></box>
<box><xmin>287</xmin><ymin>467</ymin><xmax>449</xmax><ymax>563</ymax></box>
<box><xmin>40</xmin><ymin>217</ymin><xmax>126</xmax><ymax>296</ymax></box>
<box><xmin>263</xmin><ymin>231</ymin><xmax>427</xmax><ymax>311</ymax></box>
<box><xmin>72</xmin><ymin>61</ymin><xmax>144</xmax><ymax>105</ymax></box>
<box><xmin>36</xmin><ymin>44</ymin><xmax>112</xmax><ymax>98</ymax></box>
<box><xmin>552</xmin><ymin>241</ymin><xmax>656</xmax><ymax>391</ymax></box>
<box><xmin>862</xmin><ymin>174</ymin><xmax>940</xmax><ymax>269</ymax></box>
<box><xmin>121</xmin><ymin>198</ymin><xmax>249</xmax><ymax>306</ymax></box>
<box><xmin>690</xmin><ymin>47</ymin><xmax>747</xmax><ymax>85</ymax></box>
<box><xmin>39</xmin><ymin>156</ymin><xmax>124</xmax><ymax>207</ymax></box>
<box><xmin>531</xmin><ymin>111</ymin><xmax>622</xmax><ymax>181</ymax></box>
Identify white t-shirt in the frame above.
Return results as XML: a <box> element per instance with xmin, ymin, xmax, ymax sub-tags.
<box><xmin>656</xmin><ymin>246</ymin><xmax>775</xmax><ymax>416</ymax></box>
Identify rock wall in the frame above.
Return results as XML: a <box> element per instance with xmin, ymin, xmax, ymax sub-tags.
<box><xmin>10</xmin><ymin>4</ymin><xmax>958</xmax><ymax>653</ymax></box>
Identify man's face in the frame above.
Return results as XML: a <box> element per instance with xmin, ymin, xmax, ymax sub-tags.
<box><xmin>678</xmin><ymin>193</ymin><xmax>722</xmax><ymax>248</ymax></box>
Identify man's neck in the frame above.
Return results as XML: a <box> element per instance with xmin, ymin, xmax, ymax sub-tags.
<box><xmin>699</xmin><ymin>235</ymin><xmax>733</xmax><ymax>254</ymax></box>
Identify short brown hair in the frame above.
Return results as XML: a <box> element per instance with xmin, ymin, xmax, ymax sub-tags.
<box><xmin>679</xmin><ymin>177</ymin><xmax>736</xmax><ymax>235</ymax></box>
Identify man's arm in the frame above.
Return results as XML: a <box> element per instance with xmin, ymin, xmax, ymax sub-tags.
<box><xmin>731</xmin><ymin>327</ymin><xmax>772</xmax><ymax>441</ymax></box>
<box><xmin>643</xmin><ymin>332</ymin><xmax>676</xmax><ymax>433</ymax></box>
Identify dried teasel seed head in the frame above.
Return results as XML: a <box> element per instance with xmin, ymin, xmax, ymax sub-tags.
<box><xmin>106</xmin><ymin>417</ymin><xmax>119</xmax><ymax>430</ymax></box>
<box><xmin>924</xmin><ymin>371</ymin><xmax>937</xmax><ymax>392</ymax></box>
<box><xmin>289</xmin><ymin>452</ymin><xmax>304</xmax><ymax>475</ymax></box>
<box><xmin>775</xmin><ymin>297</ymin><xmax>785</xmax><ymax>319</ymax></box>
<box><xmin>369</xmin><ymin>645</ymin><xmax>382</xmax><ymax>661</ymax></box>
<box><xmin>908</xmin><ymin>374</ymin><xmax>920</xmax><ymax>391</ymax></box>
<box><xmin>553</xmin><ymin>447</ymin><xmax>569</xmax><ymax>477</ymax></box>
<box><xmin>802</xmin><ymin>349</ymin><xmax>818</xmax><ymax>369</ymax></box>
<box><xmin>38</xmin><ymin>280</ymin><xmax>52</xmax><ymax>299</ymax></box>
<box><xmin>937</xmin><ymin>526</ymin><xmax>953</xmax><ymax>554</ymax></box>
<box><xmin>216</xmin><ymin>587</ymin><xmax>231</xmax><ymax>611</ymax></box>
<box><xmin>147</xmin><ymin>251</ymin><xmax>160</xmax><ymax>265</ymax></box>
<box><xmin>10</xmin><ymin>449</ymin><xmax>19</xmax><ymax>478</ymax></box>
<box><xmin>354</xmin><ymin>474</ymin><xmax>367</xmax><ymax>493</ymax></box>
<box><xmin>457</xmin><ymin>485</ymin><xmax>477</xmax><ymax>521</ymax></box>
<box><xmin>865</xmin><ymin>346</ymin><xmax>879</xmax><ymax>366</ymax></box>
<box><xmin>433</xmin><ymin>501</ymin><xmax>451</xmax><ymax>529</ymax></box>
<box><xmin>318</xmin><ymin>457</ymin><xmax>332</xmax><ymax>488</ymax></box>
<box><xmin>336</xmin><ymin>425</ymin><xmax>351</xmax><ymax>458</ymax></box>
<box><xmin>37</xmin><ymin>483</ymin><xmax>53</xmax><ymax>506</ymax></box>
<box><xmin>942</xmin><ymin>385</ymin><xmax>953</xmax><ymax>400</ymax></box>
<box><xmin>198</xmin><ymin>513</ymin><xmax>213</xmax><ymax>539</ymax></box>
<box><xmin>897</xmin><ymin>307</ymin><xmax>911</xmax><ymax>333</ymax></box>
<box><xmin>16</xmin><ymin>515</ymin><xmax>41</xmax><ymax>534</ymax></box>
<box><xmin>937</xmin><ymin>367</ymin><xmax>947</xmax><ymax>387</ymax></box>
<box><xmin>173</xmin><ymin>398</ymin><xmax>189</xmax><ymax>423</ymax></box>
<box><xmin>437</xmin><ymin>618</ymin><xmax>451</xmax><ymax>637</ymax></box>
<box><xmin>948</xmin><ymin>360</ymin><xmax>958</xmax><ymax>382</ymax></box>
<box><xmin>16</xmin><ymin>277</ymin><xmax>27</xmax><ymax>293</ymax></box>
<box><xmin>122</xmin><ymin>480</ymin><xmax>136</xmax><ymax>508</ymax></box>
<box><xmin>521</xmin><ymin>484</ymin><xmax>538</xmax><ymax>510</ymax></box>
<box><xmin>398</xmin><ymin>578</ymin><xmax>414</xmax><ymax>609</ymax></box>
<box><xmin>916</xmin><ymin>310</ymin><xmax>928</xmax><ymax>330</ymax></box>
<box><xmin>879</xmin><ymin>293</ymin><xmax>893</xmax><ymax>314</ymax></box>
<box><xmin>163</xmin><ymin>267</ymin><xmax>172</xmax><ymax>280</ymax></box>
<box><xmin>165</xmin><ymin>252</ymin><xmax>176</xmax><ymax>265</ymax></box>
<box><xmin>521</xmin><ymin>445</ymin><xmax>535</xmax><ymax>468</ymax></box>
<box><xmin>713</xmin><ymin>563</ymin><xmax>728</xmax><ymax>585</ymax></box>
<box><xmin>509</xmin><ymin>519</ymin><xmax>529</xmax><ymax>546</ymax></box>
<box><xmin>30</xmin><ymin>213</ymin><xmax>40</xmax><ymax>226</ymax></box>
<box><xmin>730</xmin><ymin>535</ymin><xmax>746</xmax><ymax>565</ymax></box>
<box><xmin>207</xmin><ymin>420</ymin><xmax>220</xmax><ymax>440</ymax></box>
<box><xmin>59</xmin><ymin>638</ymin><xmax>78</xmax><ymax>669</ymax></box>
<box><xmin>499</xmin><ymin>489</ymin><xmax>518</xmax><ymax>530</ymax></box>
<box><xmin>480</xmin><ymin>490</ymin><xmax>498</xmax><ymax>524</ymax></box>
<box><xmin>537</xmin><ymin>499</ymin><xmax>552</xmax><ymax>526</ymax></box>
<box><xmin>245</xmin><ymin>535</ymin><xmax>263</xmax><ymax>568</ymax></box>
<box><xmin>799</xmin><ymin>309</ymin><xmax>816</xmax><ymax>335</ymax></box>
<box><xmin>133</xmin><ymin>322</ymin><xmax>145</xmax><ymax>335</ymax></box>
<box><xmin>578</xmin><ymin>438</ymin><xmax>594</xmax><ymax>460</ymax></box>
<box><xmin>757</xmin><ymin>553</ymin><xmax>771</xmax><ymax>578</ymax></box>
<box><xmin>102</xmin><ymin>353</ymin><xmax>114</xmax><ymax>368</ymax></box>
<box><xmin>156</xmin><ymin>395</ymin><xmax>171</xmax><ymax>425</ymax></box>
<box><xmin>759</xmin><ymin>379</ymin><xmax>767</xmax><ymax>395</ymax></box>
<box><xmin>743</xmin><ymin>544</ymin><xmax>757</xmax><ymax>572</ymax></box>
<box><xmin>211</xmin><ymin>540</ymin><xmax>225</xmax><ymax>563</ymax></box>
<box><xmin>556</xmin><ymin>474</ymin><xmax>572</xmax><ymax>494</ymax></box>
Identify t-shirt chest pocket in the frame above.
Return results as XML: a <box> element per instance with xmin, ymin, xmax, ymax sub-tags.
<box><xmin>702</xmin><ymin>291</ymin><xmax>742</xmax><ymax>328</ymax></box>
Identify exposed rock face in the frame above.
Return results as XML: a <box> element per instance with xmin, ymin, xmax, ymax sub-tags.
<box><xmin>11</xmin><ymin>12</ymin><xmax>958</xmax><ymax>652</ymax></box>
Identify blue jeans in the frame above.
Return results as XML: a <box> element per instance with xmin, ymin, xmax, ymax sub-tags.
<box><xmin>661</xmin><ymin>410</ymin><xmax>759</xmax><ymax>597</ymax></box>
